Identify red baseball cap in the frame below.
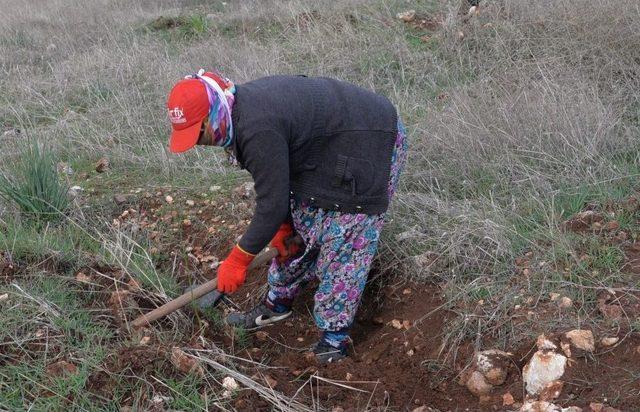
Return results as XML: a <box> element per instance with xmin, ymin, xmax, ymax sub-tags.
<box><xmin>167</xmin><ymin>78</ymin><xmax>209</xmax><ymax>153</ymax></box>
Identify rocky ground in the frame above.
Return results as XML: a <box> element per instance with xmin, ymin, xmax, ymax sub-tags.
<box><xmin>35</xmin><ymin>176</ymin><xmax>640</xmax><ymax>411</ymax></box>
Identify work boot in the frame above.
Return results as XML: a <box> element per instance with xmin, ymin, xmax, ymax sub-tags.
<box><xmin>226</xmin><ymin>301</ymin><xmax>292</xmax><ymax>329</ymax></box>
<box><xmin>311</xmin><ymin>341</ymin><xmax>347</xmax><ymax>364</ymax></box>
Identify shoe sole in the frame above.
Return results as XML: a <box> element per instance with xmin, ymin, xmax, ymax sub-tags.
<box><xmin>254</xmin><ymin>311</ymin><xmax>292</xmax><ymax>327</ymax></box>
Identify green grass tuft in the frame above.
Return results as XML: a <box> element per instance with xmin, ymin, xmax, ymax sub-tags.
<box><xmin>0</xmin><ymin>142</ymin><xmax>70</xmax><ymax>223</ymax></box>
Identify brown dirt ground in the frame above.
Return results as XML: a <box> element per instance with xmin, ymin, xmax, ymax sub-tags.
<box><xmin>228</xmin><ymin>273</ymin><xmax>479</xmax><ymax>411</ymax></box>
<box><xmin>224</xmin><ymin>271</ymin><xmax>640</xmax><ymax>411</ymax></box>
<box><xmin>76</xmin><ymin>190</ymin><xmax>640</xmax><ymax>410</ymax></box>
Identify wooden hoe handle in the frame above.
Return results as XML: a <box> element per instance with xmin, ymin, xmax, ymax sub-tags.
<box><xmin>130</xmin><ymin>246</ymin><xmax>280</xmax><ymax>329</ymax></box>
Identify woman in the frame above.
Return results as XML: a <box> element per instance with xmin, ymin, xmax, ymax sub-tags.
<box><xmin>167</xmin><ymin>70</ymin><xmax>408</xmax><ymax>363</ymax></box>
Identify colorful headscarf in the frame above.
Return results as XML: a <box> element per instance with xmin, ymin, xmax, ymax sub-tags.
<box><xmin>186</xmin><ymin>69</ymin><xmax>236</xmax><ymax>148</ymax></box>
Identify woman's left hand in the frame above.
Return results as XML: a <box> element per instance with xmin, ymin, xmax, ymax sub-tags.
<box><xmin>270</xmin><ymin>223</ymin><xmax>301</xmax><ymax>262</ymax></box>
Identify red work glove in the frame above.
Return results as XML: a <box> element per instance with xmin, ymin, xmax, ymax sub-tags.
<box><xmin>270</xmin><ymin>223</ymin><xmax>301</xmax><ymax>263</ymax></box>
<box><xmin>217</xmin><ymin>245</ymin><xmax>255</xmax><ymax>294</ymax></box>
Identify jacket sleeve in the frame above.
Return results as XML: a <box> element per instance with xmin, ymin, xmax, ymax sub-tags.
<box><xmin>237</xmin><ymin>130</ymin><xmax>290</xmax><ymax>255</ymax></box>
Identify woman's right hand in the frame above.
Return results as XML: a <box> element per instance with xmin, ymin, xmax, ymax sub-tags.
<box><xmin>217</xmin><ymin>246</ymin><xmax>255</xmax><ymax>293</ymax></box>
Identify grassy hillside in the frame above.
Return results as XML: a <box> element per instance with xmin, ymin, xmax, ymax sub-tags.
<box><xmin>1</xmin><ymin>0</ymin><xmax>639</xmax><ymax>410</ymax></box>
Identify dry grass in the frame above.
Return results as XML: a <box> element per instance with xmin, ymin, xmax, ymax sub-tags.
<box><xmin>1</xmin><ymin>0</ymin><xmax>640</xmax><ymax>408</ymax></box>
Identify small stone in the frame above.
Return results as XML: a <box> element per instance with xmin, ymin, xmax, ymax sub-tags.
<box><xmin>0</xmin><ymin>293</ymin><xmax>8</xmax><ymax>302</ymax></box>
<box><xmin>600</xmin><ymin>337</ymin><xmax>619</xmax><ymax>347</ymax></box>
<box><xmin>114</xmin><ymin>194</ymin><xmax>127</xmax><ymax>205</ymax></box>
<box><xmin>222</xmin><ymin>376</ymin><xmax>239</xmax><ymax>391</ymax></box>
<box><xmin>539</xmin><ymin>380</ymin><xmax>563</xmax><ymax>401</ymax></box>
<box><xmin>69</xmin><ymin>185</ymin><xmax>83</xmax><ymax>196</ymax></box>
<box><xmin>57</xmin><ymin>162</ymin><xmax>74</xmax><ymax>175</ymax></box>
<box><xmin>465</xmin><ymin>370</ymin><xmax>493</xmax><ymax>397</ymax></box>
<box><xmin>558</xmin><ymin>296</ymin><xmax>573</xmax><ymax>308</ymax></box>
<box><xmin>475</xmin><ymin>349</ymin><xmax>512</xmax><ymax>386</ymax></box>
<box><xmin>139</xmin><ymin>336</ymin><xmax>151</xmax><ymax>345</ymax></box>
<box><xmin>209</xmin><ymin>185</ymin><xmax>221</xmax><ymax>192</ymax></box>
<box><xmin>605</xmin><ymin>221</ymin><xmax>620</xmax><ymax>231</ymax></box>
<box><xmin>502</xmin><ymin>392</ymin><xmax>515</xmax><ymax>406</ymax></box>
<box><xmin>396</xmin><ymin>10</ymin><xmax>416</xmax><ymax>22</ymax></box>
<box><xmin>95</xmin><ymin>157</ymin><xmax>110</xmax><ymax>173</ymax></box>
<box><xmin>390</xmin><ymin>319</ymin><xmax>403</xmax><ymax>329</ymax></box>
<box><xmin>165</xmin><ymin>195</ymin><xmax>174</xmax><ymax>204</ymax></box>
<box><xmin>2</xmin><ymin>128</ymin><xmax>20</xmax><ymax>138</ymax></box>
<box><xmin>186</xmin><ymin>200</ymin><xmax>195</xmax><ymax>207</ymax></box>
<box><xmin>519</xmin><ymin>401</ymin><xmax>563</xmax><ymax>412</ymax></box>
<box><xmin>550</xmin><ymin>293</ymin><xmax>560</xmax><ymax>302</ymax></box>
<box><xmin>182</xmin><ymin>219</ymin><xmax>192</xmax><ymax>227</ymax></box>
<box><xmin>75</xmin><ymin>272</ymin><xmax>91</xmax><ymax>283</ymax></box>
<box><xmin>565</xmin><ymin>330</ymin><xmax>595</xmax><ymax>352</ymax></box>
<box><xmin>170</xmin><ymin>347</ymin><xmax>204</xmax><ymax>376</ymax></box>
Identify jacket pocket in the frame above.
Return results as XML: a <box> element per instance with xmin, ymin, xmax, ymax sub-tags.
<box><xmin>332</xmin><ymin>155</ymin><xmax>374</xmax><ymax>196</ymax></box>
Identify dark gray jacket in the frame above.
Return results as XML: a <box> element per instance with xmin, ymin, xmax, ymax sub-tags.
<box><xmin>231</xmin><ymin>75</ymin><xmax>398</xmax><ymax>254</ymax></box>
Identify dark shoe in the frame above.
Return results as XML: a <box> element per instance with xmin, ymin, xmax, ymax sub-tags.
<box><xmin>226</xmin><ymin>302</ymin><xmax>292</xmax><ymax>329</ymax></box>
<box><xmin>312</xmin><ymin>341</ymin><xmax>347</xmax><ymax>364</ymax></box>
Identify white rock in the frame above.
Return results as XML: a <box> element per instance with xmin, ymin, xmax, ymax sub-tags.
<box><xmin>222</xmin><ymin>376</ymin><xmax>239</xmax><ymax>391</ymax></box>
<box><xmin>165</xmin><ymin>195</ymin><xmax>174</xmax><ymax>204</ymax></box>
<box><xmin>519</xmin><ymin>401</ymin><xmax>562</xmax><ymax>412</ymax></box>
<box><xmin>600</xmin><ymin>337</ymin><xmax>619</xmax><ymax>347</ymax></box>
<box><xmin>519</xmin><ymin>401</ymin><xmax>584</xmax><ymax>412</ymax></box>
<box><xmin>475</xmin><ymin>349</ymin><xmax>512</xmax><ymax>386</ymax></box>
<box><xmin>523</xmin><ymin>340</ymin><xmax>567</xmax><ymax>395</ymax></box>
<box><xmin>2</xmin><ymin>128</ymin><xmax>20</xmax><ymax>138</ymax></box>
<box><xmin>536</xmin><ymin>334</ymin><xmax>558</xmax><ymax>351</ymax></box>
<box><xmin>558</xmin><ymin>296</ymin><xmax>573</xmax><ymax>308</ymax></box>
<box><xmin>396</xmin><ymin>10</ymin><xmax>416</xmax><ymax>22</ymax></box>
<box><xmin>69</xmin><ymin>186</ymin><xmax>83</xmax><ymax>197</ymax></box>
<box><xmin>565</xmin><ymin>330</ymin><xmax>595</xmax><ymax>352</ymax></box>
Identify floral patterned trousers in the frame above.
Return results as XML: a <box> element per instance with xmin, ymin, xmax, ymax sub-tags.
<box><xmin>267</xmin><ymin>121</ymin><xmax>408</xmax><ymax>333</ymax></box>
